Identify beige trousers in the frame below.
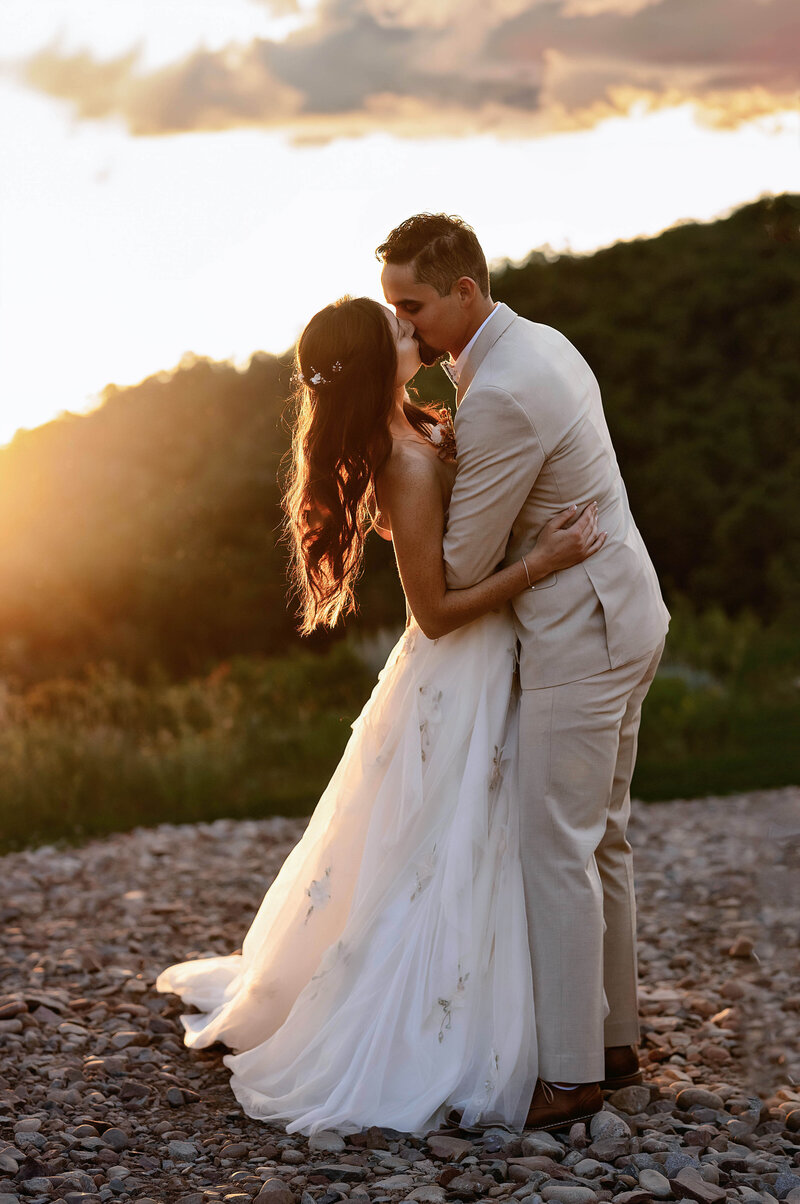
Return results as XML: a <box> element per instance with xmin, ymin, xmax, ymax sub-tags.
<box><xmin>518</xmin><ymin>640</ymin><xmax>664</xmax><ymax>1083</ymax></box>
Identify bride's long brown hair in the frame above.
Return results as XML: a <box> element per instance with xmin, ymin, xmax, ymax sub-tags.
<box><xmin>284</xmin><ymin>296</ymin><xmax>437</xmax><ymax>635</ymax></box>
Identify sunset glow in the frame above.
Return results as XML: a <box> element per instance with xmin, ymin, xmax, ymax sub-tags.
<box><xmin>1</xmin><ymin>0</ymin><xmax>797</xmax><ymax>447</ymax></box>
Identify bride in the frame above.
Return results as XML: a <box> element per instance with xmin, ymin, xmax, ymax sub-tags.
<box><xmin>156</xmin><ymin>296</ymin><xmax>604</xmax><ymax>1136</ymax></box>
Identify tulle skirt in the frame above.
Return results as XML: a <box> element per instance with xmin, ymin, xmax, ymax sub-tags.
<box><xmin>156</xmin><ymin>609</ymin><xmax>537</xmax><ymax>1135</ymax></box>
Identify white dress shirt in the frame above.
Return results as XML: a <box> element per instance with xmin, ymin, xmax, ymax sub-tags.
<box><xmin>444</xmin><ymin>304</ymin><xmax>499</xmax><ymax>385</ymax></box>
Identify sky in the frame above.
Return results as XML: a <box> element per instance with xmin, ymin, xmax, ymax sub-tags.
<box><xmin>0</xmin><ymin>0</ymin><xmax>798</xmax><ymax>447</ymax></box>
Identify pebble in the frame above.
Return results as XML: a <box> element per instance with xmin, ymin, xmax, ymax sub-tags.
<box><xmin>541</xmin><ymin>1186</ymin><xmax>598</xmax><ymax>1203</ymax></box>
<box><xmin>589</xmin><ymin>1111</ymin><xmax>632</xmax><ymax>1140</ymax></box>
<box><xmin>254</xmin><ymin>1185</ymin><xmax>295</xmax><ymax>1204</ymax></box>
<box><xmin>637</xmin><ymin>1167</ymin><xmax>672</xmax><ymax>1197</ymax></box>
<box><xmin>676</xmin><ymin>1088</ymin><xmax>726</xmax><ymax>1111</ymax></box>
<box><xmin>426</xmin><ymin>1135</ymin><xmax>473</xmax><ymax>1160</ymax></box>
<box><xmin>665</xmin><ymin>1151</ymin><xmax>700</xmax><ymax>1177</ymax></box>
<box><xmin>167</xmin><ymin>1139</ymin><xmax>198</xmax><ymax>1161</ymax></box>
<box><xmin>522</xmin><ymin>1132</ymin><xmax>566</xmax><ymax>1157</ymax></box>
<box><xmin>0</xmin><ymin>789</ymin><xmax>797</xmax><ymax>1204</ymax></box>
<box><xmin>608</xmin><ymin>1085</ymin><xmax>651</xmax><ymax>1114</ymax></box>
<box><xmin>102</xmin><ymin>1128</ymin><xmax>129</xmax><ymax>1152</ymax></box>
<box><xmin>308</xmin><ymin>1132</ymin><xmax>346</xmax><ymax>1153</ymax></box>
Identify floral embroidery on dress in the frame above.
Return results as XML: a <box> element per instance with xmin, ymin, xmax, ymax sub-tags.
<box><xmin>305</xmin><ymin>866</ymin><xmax>332</xmax><ymax>923</ymax></box>
<box><xmin>485</xmin><ymin>1047</ymin><xmax>500</xmax><ymax>1096</ymax></box>
<box><xmin>418</xmin><ymin>685</ymin><xmax>443</xmax><ymax>762</ymax></box>
<box><xmin>410</xmin><ymin>845</ymin><xmax>437</xmax><ymax>901</ymax></box>
<box><xmin>489</xmin><ymin>745</ymin><xmax>504</xmax><ymax>793</ymax></box>
<box><xmin>311</xmin><ymin>939</ymin><xmax>346</xmax><ymax>983</ymax></box>
<box><xmin>471</xmin><ymin>1047</ymin><xmax>501</xmax><ymax>1116</ymax></box>
<box><xmin>437</xmin><ymin>968</ymin><xmax>469</xmax><ymax>1042</ymax></box>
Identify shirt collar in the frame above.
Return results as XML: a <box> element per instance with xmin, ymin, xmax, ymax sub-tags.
<box><xmin>446</xmin><ymin>303</ymin><xmax>499</xmax><ymax>385</ymax></box>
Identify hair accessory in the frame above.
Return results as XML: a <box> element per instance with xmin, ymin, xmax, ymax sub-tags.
<box><xmin>299</xmin><ymin>361</ymin><xmax>344</xmax><ymax>387</ymax></box>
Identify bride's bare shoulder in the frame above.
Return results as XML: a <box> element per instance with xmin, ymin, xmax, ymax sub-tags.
<box><xmin>379</xmin><ymin>440</ymin><xmax>439</xmax><ymax>493</ymax></box>
<box><xmin>376</xmin><ymin>442</ymin><xmax>441</xmax><ymax>534</ymax></box>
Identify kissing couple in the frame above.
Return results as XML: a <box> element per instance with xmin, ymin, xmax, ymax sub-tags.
<box><xmin>157</xmin><ymin>213</ymin><xmax>670</xmax><ymax>1135</ymax></box>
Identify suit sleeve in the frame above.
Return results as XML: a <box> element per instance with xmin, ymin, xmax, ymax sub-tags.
<box><xmin>443</xmin><ymin>386</ymin><xmax>544</xmax><ymax>589</ymax></box>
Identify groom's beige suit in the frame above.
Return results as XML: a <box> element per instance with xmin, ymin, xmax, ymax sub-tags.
<box><xmin>443</xmin><ymin>303</ymin><xmax>669</xmax><ymax>1083</ymax></box>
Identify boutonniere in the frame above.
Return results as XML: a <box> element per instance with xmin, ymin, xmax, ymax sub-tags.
<box><xmin>427</xmin><ymin>407</ymin><xmax>457</xmax><ymax>462</ymax></box>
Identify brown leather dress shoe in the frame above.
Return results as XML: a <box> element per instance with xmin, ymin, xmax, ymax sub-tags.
<box><xmin>602</xmin><ymin>1044</ymin><xmax>643</xmax><ymax>1089</ymax></box>
<box><xmin>524</xmin><ymin>1080</ymin><xmax>603</xmax><ymax>1131</ymax></box>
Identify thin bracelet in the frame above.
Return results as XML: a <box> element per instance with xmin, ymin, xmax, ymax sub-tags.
<box><xmin>522</xmin><ymin>557</ymin><xmax>536</xmax><ymax>590</ymax></box>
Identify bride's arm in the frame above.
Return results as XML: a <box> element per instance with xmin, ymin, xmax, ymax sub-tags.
<box><xmin>378</xmin><ymin>453</ymin><xmax>605</xmax><ymax>640</ymax></box>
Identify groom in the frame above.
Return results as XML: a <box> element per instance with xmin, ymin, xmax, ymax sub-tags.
<box><xmin>378</xmin><ymin>214</ymin><xmax>669</xmax><ymax>1130</ymax></box>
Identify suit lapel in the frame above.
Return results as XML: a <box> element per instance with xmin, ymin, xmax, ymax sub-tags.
<box><xmin>456</xmin><ymin>303</ymin><xmax>517</xmax><ymax>405</ymax></box>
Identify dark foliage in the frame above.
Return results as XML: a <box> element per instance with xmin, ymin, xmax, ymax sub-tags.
<box><xmin>0</xmin><ymin>194</ymin><xmax>798</xmax><ymax>684</ymax></box>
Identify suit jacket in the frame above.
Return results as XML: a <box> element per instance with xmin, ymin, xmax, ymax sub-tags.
<box><xmin>443</xmin><ymin>304</ymin><xmax>669</xmax><ymax>689</ymax></box>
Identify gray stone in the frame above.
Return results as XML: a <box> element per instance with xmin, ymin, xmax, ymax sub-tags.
<box><xmin>572</xmin><ymin>1159</ymin><xmax>607</xmax><ymax>1178</ymax></box>
<box><xmin>166</xmin><ymin>1140</ymin><xmax>197</xmax><ymax>1161</ymax></box>
<box><xmin>776</xmin><ymin>1175</ymin><xmax>800</xmax><ymax>1201</ymax></box>
<box><xmin>313</xmin><ymin>1166</ymin><xmax>368</xmax><ymax>1183</ymax></box>
<box><xmin>675</xmin><ymin>1088</ymin><xmax>725</xmax><ymax>1112</ymax></box>
<box><xmin>665</xmin><ymin>1151</ymin><xmax>700</xmax><ymax>1178</ymax></box>
<box><xmin>280</xmin><ymin>1148</ymin><xmax>305</xmax><ymax>1165</ymax></box>
<box><xmin>608</xmin><ymin>1086</ymin><xmax>651</xmax><ymax>1115</ymax></box>
<box><xmin>20</xmin><ymin>1182</ymin><xmax>51</xmax><ymax>1197</ymax></box>
<box><xmin>308</xmin><ymin>1131</ymin><xmax>346</xmax><ymax>1153</ymax></box>
<box><xmin>568</xmin><ymin>1122</ymin><xmax>588</xmax><ymax>1149</ymax></box>
<box><xmin>522</xmin><ymin>1132</ymin><xmax>565</xmax><ymax>1158</ymax></box>
<box><xmin>589</xmin><ymin>1111</ymin><xmax>632</xmax><ymax>1140</ymax></box>
<box><xmin>426</xmin><ymin>1134</ymin><xmax>473</xmax><ymax>1160</ymax></box>
<box><xmin>587</xmin><ymin>1138</ymin><xmax>630</xmax><ymax>1162</ymax></box>
<box><xmin>668</xmin><ymin>1167</ymin><xmax>727</xmax><ymax>1203</ymax></box>
<box><xmin>254</xmin><ymin>1184</ymin><xmax>295</xmax><ymax>1204</ymax></box>
<box><xmin>220</xmin><ymin>1142</ymin><xmax>249</xmax><ymax>1158</ymax></box>
<box><xmin>637</xmin><ymin>1168</ymin><xmax>672</xmax><ymax>1198</ymax></box>
<box><xmin>629</xmin><ymin>1153</ymin><xmax>659</xmax><ymax>1171</ymax></box>
<box><xmin>541</xmin><ymin>1187</ymin><xmax>598</xmax><ymax>1204</ymax></box>
<box><xmin>14</xmin><ymin>1134</ymin><xmax>45</xmax><ymax>1151</ymax></box>
<box><xmin>373</xmin><ymin>1175</ymin><xmax>416</xmax><ymax>1190</ymax></box>
<box><xmin>102</xmin><ymin>1128</ymin><xmax>129</xmax><ymax>1153</ymax></box>
<box><xmin>0</xmin><ymin>1195</ymin><xmax>19</xmax><ymax>1204</ymax></box>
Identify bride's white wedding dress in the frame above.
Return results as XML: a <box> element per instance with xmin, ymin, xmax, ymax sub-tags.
<box><xmin>156</xmin><ymin>608</ymin><xmax>537</xmax><ymax>1135</ymax></box>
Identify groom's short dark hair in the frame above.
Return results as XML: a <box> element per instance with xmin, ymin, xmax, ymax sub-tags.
<box><xmin>376</xmin><ymin>214</ymin><xmax>490</xmax><ymax>298</ymax></box>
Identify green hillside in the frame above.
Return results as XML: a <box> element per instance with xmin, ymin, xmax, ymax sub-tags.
<box><xmin>2</xmin><ymin>194</ymin><xmax>797</xmax><ymax>685</ymax></box>
<box><xmin>0</xmin><ymin>194</ymin><xmax>797</xmax><ymax>846</ymax></box>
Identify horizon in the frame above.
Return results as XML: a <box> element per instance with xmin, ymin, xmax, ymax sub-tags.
<box><xmin>1</xmin><ymin>188</ymin><xmax>791</xmax><ymax>454</ymax></box>
<box><xmin>1</xmin><ymin>0</ymin><xmax>797</xmax><ymax>447</ymax></box>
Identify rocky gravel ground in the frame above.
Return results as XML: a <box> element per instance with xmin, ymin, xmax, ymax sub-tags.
<box><xmin>1</xmin><ymin>786</ymin><xmax>799</xmax><ymax>1204</ymax></box>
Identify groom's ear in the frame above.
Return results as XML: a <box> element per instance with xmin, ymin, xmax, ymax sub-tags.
<box><xmin>455</xmin><ymin>276</ymin><xmax>479</xmax><ymax>306</ymax></box>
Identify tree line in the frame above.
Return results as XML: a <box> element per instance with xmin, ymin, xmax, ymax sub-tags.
<box><xmin>0</xmin><ymin>193</ymin><xmax>797</xmax><ymax>685</ymax></box>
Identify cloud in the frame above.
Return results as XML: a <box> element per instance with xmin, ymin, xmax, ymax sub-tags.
<box><xmin>16</xmin><ymin>0</ymin><xmax>800</xmax><ymax>140</ymax></box>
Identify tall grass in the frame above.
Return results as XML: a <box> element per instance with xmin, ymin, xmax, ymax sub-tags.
<box><xmin>634</xmin><ymin>601</ymin><xmax>800</xmax><ymax>799</ymax></box>
<box><xmin>0</xmin><ymin>646</ymin><xmax>374</xmax><ymax>853</ymax></box>
<box><xmin>0</xmin><ymin>606</ymin><xmax>797</xmax><ymax>853</ymax></box>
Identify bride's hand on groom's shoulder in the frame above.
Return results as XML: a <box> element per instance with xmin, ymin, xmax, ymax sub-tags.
<box><xmin>534</xmin><ymin>502</ymin><xmax>607</xmax><ymax>574</ymax></box>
